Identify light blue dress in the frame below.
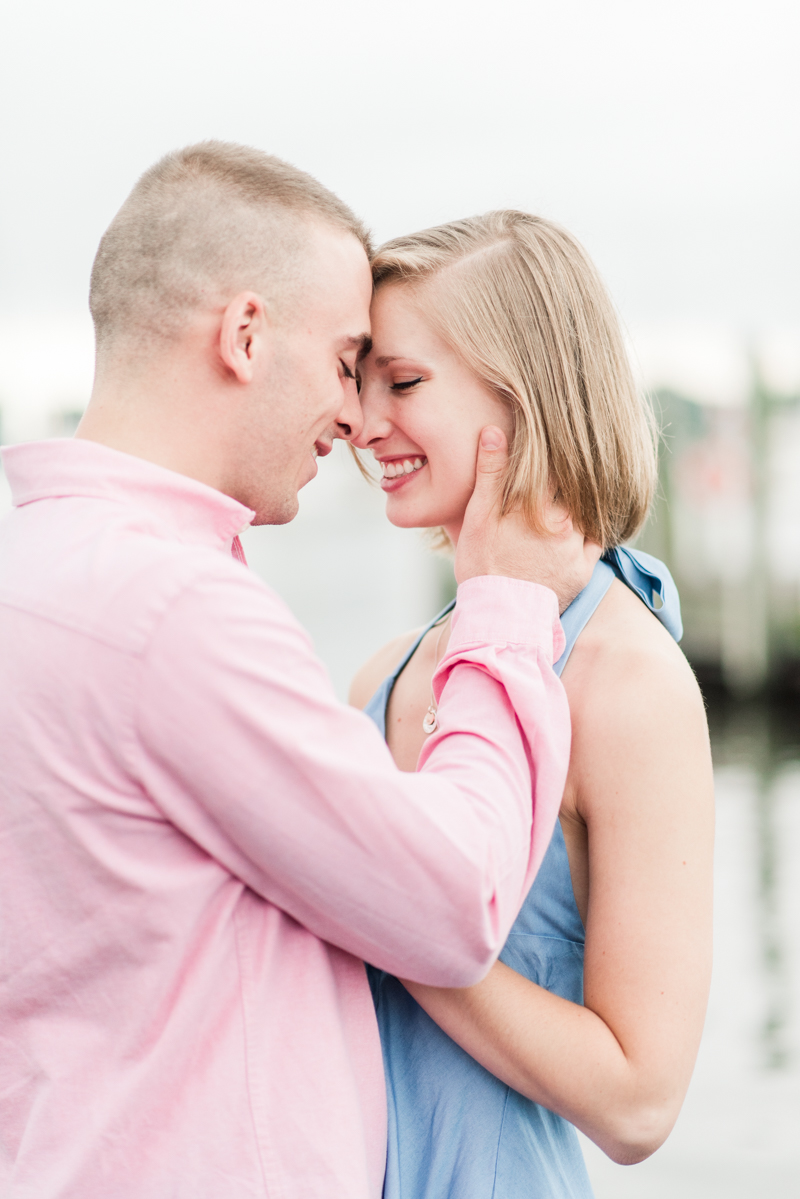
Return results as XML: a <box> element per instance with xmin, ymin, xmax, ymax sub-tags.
<box><xmin>364</xmin><ymin>548</ymin><xmax>682</xmax><ymax>1199</ymax></box>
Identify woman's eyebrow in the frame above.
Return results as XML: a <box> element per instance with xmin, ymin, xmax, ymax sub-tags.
<box><xmin>374</xmin><ymin>355</ymin><xmax>425</xmax><ymax>369</ymax></box>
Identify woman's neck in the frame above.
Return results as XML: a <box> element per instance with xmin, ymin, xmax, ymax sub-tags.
<box><xmin>443</xmin><ymin>519</ymin><xmax>462</xmax><ymax>547</ymax></box>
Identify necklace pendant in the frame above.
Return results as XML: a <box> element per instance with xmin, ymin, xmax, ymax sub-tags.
<box><xmin>422</xmin><ymin>705</ymin><xmax>438</xmax><ymax>735</ymax></box>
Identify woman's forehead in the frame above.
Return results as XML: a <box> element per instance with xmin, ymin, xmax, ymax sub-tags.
<box><xmin>367</xmin><ymin>284</ymin><xmax>449</xmax><ymax>360</ymax></box>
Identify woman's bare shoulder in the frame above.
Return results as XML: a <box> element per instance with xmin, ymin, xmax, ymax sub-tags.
<box><xmin>348</xmin><ymin>627</ymin><xmax>424</xmax><ymax>710</ymax></box>
<box><xmin>563</xmin><ymin>578</ymin><xmax>712</xmax><ymax>823</ymax></box>
<box><xmin>563</xmin><ymin>578</ymin><xmax>705</xmax><ymax>725</ymax></box>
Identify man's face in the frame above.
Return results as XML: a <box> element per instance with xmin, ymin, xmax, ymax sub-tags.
<box><xmin>240</xmin><ymin>225</ymin><xmax>372</xmax><ymax>525</ymax></box>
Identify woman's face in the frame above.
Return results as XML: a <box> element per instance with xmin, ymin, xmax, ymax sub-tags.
<box><xmin>353</xmin><ymin>284</ymin><xmax>513</xmax><ymax>542</ymax></box>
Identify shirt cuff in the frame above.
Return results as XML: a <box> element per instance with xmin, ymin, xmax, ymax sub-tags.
<box><xmin>450</xmin><ymin>576</ymin><xmax>565</xmax><ymax>664</ymax></box>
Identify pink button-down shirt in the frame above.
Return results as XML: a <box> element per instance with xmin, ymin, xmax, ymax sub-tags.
<box><xmin>0</xmin><ymin>438</ymin><xmax>569</xmax><ymax>1199</ymax></box>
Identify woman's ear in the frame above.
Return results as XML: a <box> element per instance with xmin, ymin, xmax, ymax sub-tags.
<box><xmin>218</xmin><ymin>291</ymin><xmax>268</xmax><ymax>384</ymax></box>
<box><xmin>535</xmin><ymin>474</ymin><xmax>572</xmax><ymax>536</ymax></box>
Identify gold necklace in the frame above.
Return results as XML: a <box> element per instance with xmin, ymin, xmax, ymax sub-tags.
<box><xmin>422</xmin><ymin>613</ymin><xmax>452</xmax><ymax>735</ymax></box>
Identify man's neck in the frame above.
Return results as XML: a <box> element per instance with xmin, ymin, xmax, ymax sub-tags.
<box><xmin>77</xmin><ymin>370</ymin><xmax>230</xmax><ymax>497</ymax></box>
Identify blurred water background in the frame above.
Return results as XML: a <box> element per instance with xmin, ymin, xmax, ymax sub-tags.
<box><xmin>2</xmin><ymin>0</ymin><xmax>799</xmax><ymax>1193</ymax></box>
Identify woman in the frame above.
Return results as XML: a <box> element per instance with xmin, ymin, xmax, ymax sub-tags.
<box><xmin>349</xmin><ymin>212</ymin><xmax>714</xmax><ymax>1198</ymax></box>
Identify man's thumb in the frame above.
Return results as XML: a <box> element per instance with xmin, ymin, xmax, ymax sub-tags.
<box><xmin>456</xmin><ymin>427</ymin><xmax>510</xmax><ymax>581</ymax></box>
<box><xmin>474</xmin><ymin>426</ymin><xmax>508</xmax><ymax>483</ymax></box>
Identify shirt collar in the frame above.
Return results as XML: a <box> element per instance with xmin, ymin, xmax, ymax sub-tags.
<box><xmin>1</xmin><ymin>438</ymin><xmax>256</xmax><ymax>551</ymax></box>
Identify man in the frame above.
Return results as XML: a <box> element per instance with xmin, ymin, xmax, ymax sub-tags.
<box><xmin>0</xmin><ymin>142</ymin><xmax>596</xmax><ymax>1197</ymax></box>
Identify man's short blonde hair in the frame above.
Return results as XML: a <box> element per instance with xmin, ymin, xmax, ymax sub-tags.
<box><xmin>372</xmin><ymin>211</ymin><xmax>657</xmax><ymax>549</ymax></box>
<box><xmin>90</xmin><ymin>140</ymin><xmax>371</xmax><ymax>354</ymax></box>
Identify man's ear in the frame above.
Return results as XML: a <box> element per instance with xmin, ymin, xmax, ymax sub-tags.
<box><xmin>218</xmin><ymin>291</ymin><xmax>268</xmax><ymax>384</ymax></box>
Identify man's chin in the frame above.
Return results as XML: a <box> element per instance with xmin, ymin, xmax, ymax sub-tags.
<box><xmin>252</xmin><ymin>494</ymin><xmax>300</xmax><ymax>527</ymax></box>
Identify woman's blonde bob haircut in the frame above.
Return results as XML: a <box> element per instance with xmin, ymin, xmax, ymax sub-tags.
<box><xmin>371</xmin><ymin>211</ymin><xmax>657</xmax><ymax>549</ymax></box>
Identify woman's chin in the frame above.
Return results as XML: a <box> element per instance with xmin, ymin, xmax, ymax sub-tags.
<box><xmin>385</xmin><ymin>509</ymin><xmax>429</xmax><ymax>530</ymax></box>
<box><xmin>384</xmin><ymin>496</ymin><xmax>458</xmax><ymax>532</ymax></box>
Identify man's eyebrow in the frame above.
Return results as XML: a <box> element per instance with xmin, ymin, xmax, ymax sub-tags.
<box><xmin>342</xmin><ymin>334</ymin><xmax>372</xmax><ymax>357</ymax></box>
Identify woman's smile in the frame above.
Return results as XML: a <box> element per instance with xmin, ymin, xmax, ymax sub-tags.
<box><xmin>377</xmin><ymin>455</ymin><xmax>428</xmax><ymax>490</ymax></box>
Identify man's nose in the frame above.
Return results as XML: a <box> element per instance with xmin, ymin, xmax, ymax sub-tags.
<box><xmin>334</xmin><ymin>381</ymin><xmax>364</xmax><ymax>442</ymax></box>
<box><xmin>349</xmin><ymin>383</ymin><xmax>390</xmax><ymax>450</ymax></box>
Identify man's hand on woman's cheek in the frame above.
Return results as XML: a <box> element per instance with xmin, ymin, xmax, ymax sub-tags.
<box><xmin>455</xmin><ymin>426</ymin><xmax>602</xmax><ymax>612</ymax></box>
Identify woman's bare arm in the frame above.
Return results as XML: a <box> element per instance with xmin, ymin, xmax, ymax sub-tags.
<box><xmin>403</xmin><ymin>614</ymin><xmax>714</xmax><ymax>1165</ymax></box>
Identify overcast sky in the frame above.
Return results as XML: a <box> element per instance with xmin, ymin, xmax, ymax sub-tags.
<box><xmin>1</xmin><ymin>0</ymin><xmax>798</xmax><ymax>333</ymax></box>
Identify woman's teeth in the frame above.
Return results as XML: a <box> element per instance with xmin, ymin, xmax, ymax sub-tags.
<box><xmin>381</xmin><ymin>457</ymin><xmax>426</xmax><ymax>479</ymax></box>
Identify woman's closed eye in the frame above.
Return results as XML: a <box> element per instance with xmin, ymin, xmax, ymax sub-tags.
<box><xmin>391</xmin><ymin>376</ymin><xmax>424</xmax><ymax>392</ymax></box>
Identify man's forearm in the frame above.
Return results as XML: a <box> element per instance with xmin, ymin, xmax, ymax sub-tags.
<box><xmin>134</xmin><ymin>567</ymin><xmax>570</xmax><ymax>985</ymax></box>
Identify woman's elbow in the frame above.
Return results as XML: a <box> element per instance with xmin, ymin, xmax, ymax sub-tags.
<box><xmin>598</xmin><ymin>1102</ymin><xmax>678</xmax><ymax>1165</ymax></box>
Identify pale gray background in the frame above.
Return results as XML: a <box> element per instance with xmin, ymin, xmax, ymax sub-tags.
<box><xmin>1</xmin><ymin>0</ymin><xmax>798</xmax><ymax>325</ymax></box>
